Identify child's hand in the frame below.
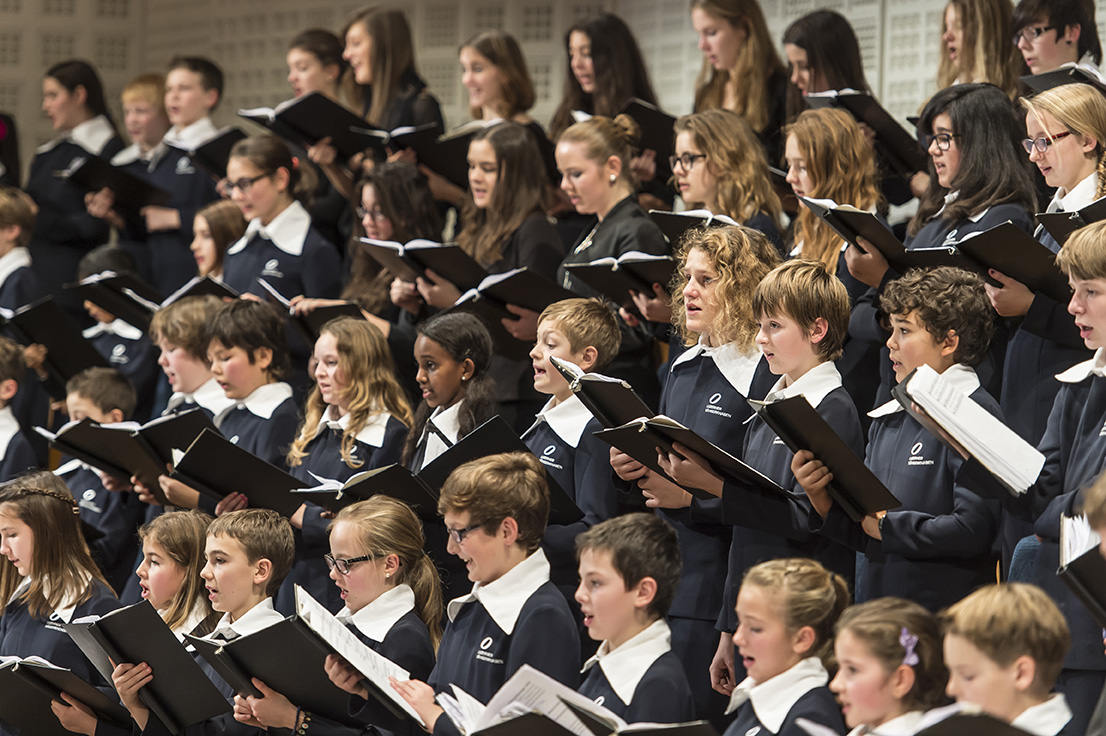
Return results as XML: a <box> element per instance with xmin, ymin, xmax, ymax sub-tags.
<box><xmin>629</xmin><ymin>283</ymin><xmax>672</xmax><ymax>324</ymax></box>
<box><xmin>98</xmin><ymin>470</ymin><xmax>133</xmax><ymax>494</ymax></box>
<box><xmin>658</xmin><ymin>442</ymin><xmax>723</xmax><ymax>497</ymax></box>
<box><xmin>112</xmin><ymin>661</ymin><xmax>152</xmax><ymax>728</ymax></box>
<box><xmin>984</xmin><ymin>269</ymin><xmax>1034</xmax><ymax>317</ymax></box>
<box><xmin>142</xmin><ymin>206</ymin><xmax>181</xmax><ymax>233</ymax></box>
<box><xmin>843</xmin><ymin>237</ymin><xmax>890</xmax><ymax>288</ymax></box>
<box><xmin>325</xmin><ymin>654</ymin><xmax>369</xmax><ymax>699</ymax></box>
<box><xmin>131</xmin><ymin>476</ymin><xmax>161</xmax><ymax>506</ymax></box>
<box><xmin>23</xmin><ymin>344</ymin><xmax>49</xmax><ymax>380</ymax></box>
<box><xmin>232</xmin><ymin>695</ymin><xmax>264</xmax><ymax>729</ymax></box>
<box><xmin>290</xmin><ymin>502</ymin><xmax>306</xmax><ymax>529</ymax></box>
<box><xmin>618</xmin><ymin>306</ymin><xmax>641</xmax><ymax>328</ymax></box>
<box><xmin>709</xmin><ymin>631</ymin><xmax>737</xmax><ymax>695</ymax></box>
<box><xmin>390</xmin><ymin>278</ymin><xmax>423</xmax><ymax>315</ymax></box>
<box><xmin>791</xmin><ymin>450</ymin><xmax>833</xmax><ymax>518</ymax></box>
<box><xmin>159</xmin><ymin>475</ymin><xmax>200</xmax><ymax>508</ymax></box>
<box><xmin>306</xmin><ymin>137</ymin><xmax>338</xmax><ymax>167</ymax></box>
<box><xmin>416</xmin><ymin>269</ymin><xmax>462</xmax><ymax>310</ymax></box>
<box><xmin>50</xmin><ymin>692</ymin><xmax>98</xmax><ymax>736</ymax></box>
<box><xmin>390</xmin><ymin>677</ymin><xmax>442</xmax><ymax>732</ymax></box>
<box><xmin>629</xmin><ymin>149</ymin><xmax>657</xmax><ymax>183</ymax></box>
<box><xmin>216</xmin><ymin>492</ymin><xmax>249</xmax><ymax>516</ymax></box>
<box><xmin>241</xmin><ymin>679</ymin><xmax>298</xmax><ymax>730</ymax></box>
<box><xmin>639</xmin><ymin>470</ymin><xmax>692</xmax><ymax>509</ymax></box>
<box><xmin>609</xmin><ymin>447</ymin><xmax>648</xmax><ymax>481</ymax></box>
<box><xmin>862</xmin><ymin>511</ymin><xmax>886</xmax><ymax>540</ymax></box>
<box><xmin>501</xmin><ymin>304</ymin><xmax>539</xmax><ymax>341</ymax></box>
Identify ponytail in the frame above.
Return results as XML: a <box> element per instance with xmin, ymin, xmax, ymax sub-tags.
<box><xmin>407</xmin><ymin>551</ymin><xmax>443</xmax><ymax>649</ymax></box>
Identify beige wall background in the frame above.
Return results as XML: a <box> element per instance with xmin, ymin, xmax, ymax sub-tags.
<box><xmin>0</xmin><ymin>0</ymin><xmax>1102</xmax><ymax>179</ymax></box>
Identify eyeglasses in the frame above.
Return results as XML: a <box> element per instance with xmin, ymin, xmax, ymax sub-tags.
<box><xmin>355</xmin><ymin>206</ymin><xmax>388</xmax><ymax>221</ymax></box>
<box><xmin>445</xmin><ymin>522</ymin><xmax>483</xmax><ymax>545</ymax></box>
<box><xmin>1013</xmin><ymin>25</ymin><xmax>1056</xmax><ymax>44</ymax></box>
<box><xmin>324</xmin><ymin>552</ymin><xmax>381</xmax><ymax>575</ymax></box>
<box><xmin>1021</xmin><ymin>130</ymin><xmax>1072</xmax><ymax>153</ymax></box>
<box><xmin>925</xmin><ymin>132</ymin><xmax>960</xmax><ymax>151</ymax></box>
<box><xmin>222</xmin><ymin>173</ymin><xmax>270</xmax><ymax>193</ymax></box>
<box><xmin>668</xmin><ymin>153</ymin><xmax>707</xmax><ymax>171</ymax></box>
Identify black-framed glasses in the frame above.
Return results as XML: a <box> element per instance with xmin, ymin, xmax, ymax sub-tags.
<box><xmin>925</xmin><ymin>132</ymin><xmax>960</xmax><ymax>151</ymax></box>
<box><xmin>222</xmin><ymin>173</ymin><xmax>269</xmax><ymax>193</ymax></box>
<box><xmin>445</xmin><ymin>522</ymin><xmax>483</xmax><ymax>545</ymax></box>
<box><xmin>324</xmin><ymin>552</ymin><xmax>381</xmax><ymax>575</ymax></box>
<box><xmin>356</xmin><ymin>206</ymin><xmax>388</xmax><ymax>221</ymax></box>
<box><xmin>669</xmin><ymin>153</ymin><xmax>707</xmax><ymax>171</ymax></box>
<box><xmin>1021</xmin><ymin>130</ymin><xmax>1072</xmax><ymax>153</ymax></box>
<box><xmin>1013</xmin><ymin>25</ymin><xmax>1056</xmax><ymax>44</ymax></box>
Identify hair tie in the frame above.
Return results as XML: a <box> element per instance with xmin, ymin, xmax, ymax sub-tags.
<box><xmin>899</xmin><ymin>627</ymin><xmax>920</xmax><ymax>667</ymax></box>
<box><xmin>12</xmin><ymin>488</ymin><xmax>79</xmax><ymax>515</ymax></box>
<box><xmin>291</xmin><ymin>156</ymin><xmax>300</xmax><ymax>170</ymax></box>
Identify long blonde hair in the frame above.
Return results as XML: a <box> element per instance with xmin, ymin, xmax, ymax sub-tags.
<box><xmin>936</xmin><ymin>0</ymin><xmax>1018</xmax><ymax>98</ymax></box>
<box><xmin>139</xmin><ymin>510</ymin><xmax>218</xmax><ymax>635</ymax></box>
<box><xmin>785</xmin><ymin>108</ymin><xmax>882</xmax><ymax>271</ymax></box>
<box><xmin>691</xmin><ymin>0</ymin><xmax>786</xmax><ymax>133</ymax></box>
<box><xmin>1023</xmin><ymin>83</ymin><xmax>1106</xmax><ymax>199</ymax></box>
<box><xmin>288</xmin><ymin>318</ymin><xmax>413</xmax><ymax>468</ymax></box>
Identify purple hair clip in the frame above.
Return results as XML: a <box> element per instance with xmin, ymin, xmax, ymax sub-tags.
<box><xmin>899</xmin><ymin>627</ymin><xmax>920</xmax><ymax>667</ymax></box>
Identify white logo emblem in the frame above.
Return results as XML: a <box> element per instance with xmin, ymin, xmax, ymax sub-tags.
<box><xmin>480</xmin><ymin>637</ymin><xmax>494</xmax><ymax>650</ymax></box>
<box><xmin>593</xmin><ymin>696</ymin><xmax>605</xmax><ymax>706</ymax></box>
<box><xmin>910</xmin><ymin>442</ymin><xmax>923</xmax><ymax>456</ymax></box>
<box><xmin>230</xmin><ymin>435</ymin><xmax>240</xmax><ymax>444</ymax></box>
<box><xmin>265</xmin><ymin>258</ymin><xmax>279</xmax><ymax>271</ymax></box>
<box><xmin>544</xmin><ymin>445</ymin><xmax>556</xmax><ymax>456</ymax></box>
<box><xmin>82</xmin><ymin>489</ymin><xmax>97</xmax><ymax>501</ymax></box>
<box><xmin>745</xmin><ymin>728</ymin><xmax>761</xmax><ymax>736</ymax></box>
<box><xmin>176</xmin><ymin>156</ymin><xmax>195</xmax><ymax>174</ymax></box>
<box><xmin>709</xmin><ymin>393</ymin><xmax>722</xmax><ymax>404</ymax></box>
<box><xmin>112</xmin><ymin>343</ymin><xmax>126</xmax><ymax>357</ymax></box>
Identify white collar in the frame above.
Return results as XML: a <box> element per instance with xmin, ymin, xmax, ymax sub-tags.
<box><xmin>418</xmin><ymin>402</ymin><xmax>463</xmax><ymax>469</ymax></box>
<box><xmin>166</xmin><ymin>376</ymin><xmax>237</xmax><ymax>417</ymax></box>
<box><xmin>110</xmin><ymin>142</ymin><xmax>156</xmax><ymax>167</ymax></box>
<box><xmin>869</xmin><ymin>363</ymin><xmax>981</xmax><ymax>417</ymax></box>
<box><xmin>1011</xmin><ymin>694</ymin><xmax>1073</xmax><ymax>736</ymax></box>
<box><xmin>522</xmin><ymin>395</ymin><xmax>592</xmax><ymax>448</ymax></box>
<box><xmin>227</xmin><ymin>200</ymin><xmax>311</xmax><ymax>257</ymax></box>
<box><xmin>0</xmin><ymin>248</ymin><xmax>32</xmax><ymax>289</ymax></box>
<box><xmin>934</xmin><ymin>192</ymin><xmax>989</xmax><ymax>224</ymax></box>
<box><xmin>215</xmin><ymin>382</ymin><xmax>293</xmax><ymax>424</ymax></box>
<box><xmin>0</xmin><ymin>406</ymin><xmax>21</xmax><ymax>463</ymax></box>
<box><xmin>764</xmin><ymin>361</ymin><xmax>843</xmax><ymax>410</ymax></box>
<box><xmin>313</xmin><ymin>405</ymin><xmax>393</xmax><ymax>448</ymax></box>
<box><xmin>1049</xmin><ymin>172</ymin><xmax>1098</xmax><ymax>214</ymax></box>
<box><xmin>849</xmin><ymin>711</ymin><xmax>926</xmax><ymax>736</ymax></box>
<box><xmin>674</xmin><ymin>337</ymin><xmax>762</xmax><ymax>398</ymax></box>
<box><xmin>37</xmin><ymin>115</ymin><xmax>116</xmax><ymax>155</ymax></box>
<box><xmin>82</xmin><ymin>319</ymin><xmax>144</xmax><ymax>341</ymax></box>
<box><xmin>581</xmin><ymin>618</ymin><xmax>672</xmax><ymax>706</ymax></box>
<box><xmin>725</xmin><ymin>657</ymin><xmax>830</xmax><ymax>731</ymax></box>
<box><xmin>167</xmin><ymin>598</ymin><xmax>213</xmax><ymax>641</ymax></box>
<box><xmin>9</xmin><ymin>574</ymin><xmax>93</xmax><ymax>623</ymax></box>
<box><xmin>206</xmin><ymin>597</ymin><xmax>283</xmax><ymax>640</ymax></box>
<box><xmin>336</xmin><ymin>584</ymin><xmax>416</xmax><ymax>642</ymax></box>
<box><xmin>446</xmin><ymin>548</ymin><xmax>551</xmax><ymax>635</ymax></box>
<box><xmin>1057</xmin><ymin>348</ymin><xmax>1106</xmax><ymax>383</ymax></box>
<box><xmin>165</xmin><ymin>117</ymin><xmax>219</xmax><ymax>147</ymax></box>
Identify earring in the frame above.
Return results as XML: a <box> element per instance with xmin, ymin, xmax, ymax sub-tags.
<box><xmin>385</xmin><ymin>572</ymin><xmax>391</xmax><ymax>579</ymax></box>
<box><xmin>609</xmin><ymin>174</ymin><xmax>617</xmax><ymax>183</ymax></box>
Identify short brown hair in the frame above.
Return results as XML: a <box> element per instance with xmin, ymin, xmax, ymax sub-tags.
<box><xmin>167</xmin><ymin>56</ymin><xmax>223</xmax><ymax>104</ymax></box>
<box><xmin>1058</xmin><ymin>220</ymin><xmax>1106</xmax><ymax>281</ymax></box>
<box><xmin>752</xmin><ymin>259</ymin><xmax>850</xmax><ymax>361</ymax></box>
<box><xmin>66</xmin><ymin>367</ymin><xmax>136</xmax><ymax>420</ymax></box>
<box><xmin>204</xmin><ymin>299</ymin><xmax>289</xmax><ymax>381</ymax></box>
<box><xmin>149</xmin><ymin>295</ymin><xmax>223</xmax><ymax>362</ymax></box>
<box><xmin>538</xmin><ymin>298</ymin><xmax>621</xmax><ymax>371</ymax></box>
<box><xmin>438</xmin><ymin>452</ymin><xmax>550</xmax><ymax>554</ymax></box>
<box><xmin>941</xmin><ymin>583</ymin><xmax>1070</xmax><ymax>695</ymax></box>
<box><xmin>0</xmin><ymin>187</ymin><xmax>35</xmax><ymax>249</ymax></box>
<box><xmin>576</xmin><ymin>513</ymin><xmax>681</xmax><ymax>619</ymax></box>
<box><xmin>1084</xmin><ymin>471</ymin><xmax>1106</xmax><ymax>530</ymax></box>
<box><xmin>0</xmin><ymin>335</ymin><xmax>24</xmax><ymax>385</ymax></box>
<box><xmin>207</xmin><ymin>509</ymin><xmax>294</xmax><ymax>597</ymax></box>
<box><xmin>880</xmin><ymin>267</ymin><xmax>994</xmax><ymax>367</ymax></box>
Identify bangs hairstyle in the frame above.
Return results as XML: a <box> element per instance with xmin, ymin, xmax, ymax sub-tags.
<box><xmin>784</xmin><ymin>108</ymin><xmax>883</xmax><ymax>271</ymax></box>
<box><xmin>936</xmin><ymin>0</ymin><xmax>1019</xmax><ymax>97</ymax></box>
<box><xmin>438</xmin><ymin>452</ymin><xmax>550</xmax><ymax>554</ymax></box>
<box><xmin>575</xmin><ymin>513</ymin><xmax>681</xmax><ymax>620</ymax></box>
<box><xmin>228</xmin><ymin>135</ymin><xmax>317</xmax><ymax>207</ymax></box>
<box><xmin>752</xmin><ymin>259</ymin><xmax>850</xmax><ymax>361</ymax></box>
<box><xmin>66</xmin><ymin>367</ymin><xmax>137</xmax><ymax>419</ymax></box>
<box><xmin>331</xmin><ymin>496</ymin><xmax>443</xmax><ymax>648</ymax></box>
<box><xmin>341</xmin><ymin>7</ymin><xmax>422</xmax><ymax>127</ymax></box>
<box><xmin>204</xmin><ymin>299</ymin><xmax>289</xmax><ymax>381</ymax></box>
<box><xmin>121</xmin><ymin>73</ymin><xmax>166</xmax><ymax>111</ymax></box>
<box><xmin>0</xmin><ymin>335</ymin><xmax>23</xmax><ymax>385</ymax></box>
<box><xmin>671</xmin><ymin>225</ymin><xmax>781</xmax><ymax>350</ymax></box>
<box><xmin>167</xmin><ymin>55</ymin><xmax>224</xmax><ymax>102</ymax></box>
<box><xmin>0</xmin><ymin>186</ymin><xmax>35</xmax><ymax>248</ymax></box>
<box><xmin>46</xmin><ymin>59</ymin><xmax>118</xmax><ymax>135</ymax></box>
<box><xmin>139</xmin><ymin>510</ymin><xmax>216</xmax><ymax>635</ymax></box>
<box><xmin>742</xmin><ymin>557</ymin><xmax>850</xmax><ymax>668</ymax></box>
<box><xmin>0</xmin><ymin>471</ymin><xmax>111</xmax><ymax>619</ymax></box>
<box><xmin>910</xmin><ymin>83</ymin><xmax>1036</xmax><ymax>237</ymax></box>
<box><xmin>549</xmin><ymin>13</ymin><xmax>658</xmax><ymax>140</ymax></box>
<box><xmin>674</xmin><ymin>110</ymin><xmax>782</xmax><ymax>225</ymax></box>
<box><xmin>940</xmin><ymin>583</ymin><xmax>1070</xmax><ymax>695</ymax></box>
<box><xmin>461</xmin><ymin>30</ymin><xmax>534</xmax><ymax>119</ymax></box>
<box><xmin>1082</xmin><ymin>469</ymin><xmax>1106</xmax><ymax>530</ymax></box>
<box><xmin>207</xmin><ymin>509</ymin><xmax>294</xmax><ymax>598</ymax></box>
<box><xmin>195</xmin><ymin>199</ymin><xmax>247</xmax><ymax>276</ymax></box>
<box><xmin>149</xmin><ymin>294</ymin><xmax>224</xmax><ymax>362</ymax></box>
<box><xmin>558</xmin><ymin>114</ymin><xmax>641</xmax><ymax>188</ymax></box>
<box><xmin>289</xmin><ymin>29</ymin><xmax>359</xmax><ymax>110</ymax></box>
<box><xmin>880</xmin><ymin>266</ymin><xmax>994</xmax><ymax>367</ymax></box>
<box><xmin>288</xmin><ymin>317</ymin><xmax>413</xmax><ymax>468</ymax></box>
<box><xmin>1058</xmin><ymin>219</ymin><xmax>1106</xmax><ymax>280</ymax></box>
<box><xmin>1022</xmin><ymin>83</ymin><xmax>1106</xmax><ymax>200</ymax></box>
<box><xmin>537</xmin><ymin>297</ymin><xmax>621</xmax><ymax>371</ymax></box>
<box><xmin>458</xmin><ymin>122</ymin><xmax>547</xmax><ymax>266</ymax></box>
<box><xmin>836</xmin><ymin>598</ymin><xmax>949</xmax><ymax>711</ymax></box>
<box><xmin>1011</xmin><ymin>0</ymin><xmax>1102</xmax><ymax>66</ymax></box>
<box><xmin>691</xmin><ymin>0</ymin><xmax>786</xmax><ymax>133</ymax></box>
<box><xmin>782</xmin><ymin>11</ymin><xmax>870</xmax><ymax>120</ymax></box>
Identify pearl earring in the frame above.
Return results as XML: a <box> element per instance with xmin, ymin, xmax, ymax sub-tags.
<box><xmin>609</xmin><ymin>174</ymin><xmax>617</xmax><ymax>183</ymax></box>
<box><xmin>386</xmin><ymin>572</ymin><xmax>391</xmax><ymax>579</ymax></box>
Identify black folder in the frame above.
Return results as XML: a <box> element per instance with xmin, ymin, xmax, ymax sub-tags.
<box><xmin>359</xmin><ymin>238</ymin><xmax>489</xmax><ymax>290</ymax></box>
<box><xmin>169</xmin><ymin>428</ymin><xmax>305</xmax><ymax>517</ymax></box>
<box><xmin>396</xmin><ymin>121</ymin><xmax>485</xmax><ymax>190</ymax></box>
<box><xmin>804</xmin><ymin>90</ymin><xmax>928</xmax><ymax>177</ymax></box>
<box><xmin>64</xmin><ymin>271</ymin><xmax>163</xmax><ymax>330</ymax></box>
<box><xmin>255</xmin><ymin>278</ymin><xmax>365</xmax><ymax>344</ymax></box>
<box><xmin>618</xmin><ymin>98</ymin><xmax>676</xmax><ymax>180</ymax></box>
<box><xmin>953</xmin><ymin>222</ymin><xmax>1071</xmax><ymax>303</ymax></box>
<box><xmin>648</xmin><ymin>209</ymin><xmax>739</xmax><ymax>247</ymax></box>
<box><xmin>1036</xmin><ymin>195</ymin><xmax>1106</xmax><ymax>245</ymax></box>
<box><xmin>293</xmin><ymin>463</ymin><xmax>442</xmax><ymax>520</ymax></box>
<box><xmin>2</xmin><ymin>296</ymin><xmax>107</xmax><ymax>388</ymax></box>
<box><xmin>165</xmin><ymin>127</ymin><xmax>247</xmax><ymax>181</ymax></box>
<box><xmin>563</xmin><ymin>252</ymin><xmax>676</xmax><ymax>308</ymax></box>
<box><xmin>1021</xmin><ymin>66</ymin><xmax>1106</xmax><ymax>96</ymax></box>
<box><xmin>64</xmin><ymin>601</ymin><xmax>231</xmax><ymax>735</ymax></box>
<box><xmin>160</xmin><ymin>275</ymin><xmax>240</xmax><ymax>307</ymax></box>
<box><xmin>549</xmin><ymin>357</ymin><xmax>657</xmax><ymax>427</ymax></box>
<box><xmin>748</xmin><ymin>395</ymin><xmax>901</xmax><ymax>522</ymax></box>
<box><xmin>1058</xmin><ymin>545</ymin><xmax>1106</xmax><ymax>628</ymax></box>
<box><xmin>56</xmin><ymin>153</ymin><xmax>172</xmax><ymax>210</ymax></box>
<box><xmin>0</xmin><ymin>659</ymin><xmax>132</xmax><ymax>736</ymax></box>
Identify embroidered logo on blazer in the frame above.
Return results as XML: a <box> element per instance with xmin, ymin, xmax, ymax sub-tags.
<box><xmin>705</xmin><ymin>392</ymin><xmax>732</xmax><ymax>419</ymax></box>
<box><xmin>262</xmin><ymin>258</ymin><xmax>284</xmax><ymax>278</ymax></box>
<box><xmin>908</xmin><ymin>441</ymin><xmax>933</xmax><ymax>466</ymax></box>
<box><xmin>176</xmin><ymin>156</ymin><xmax>196</xmax><ymax>175</ymax></box>
<box><xmin>110</xmin><ymin>343</ymin><xmax>129</xmax><ymax>364</ymax></box>
<box><xmin>593</xmin><ymin>696</ymin><xmax>605</xmax><ymax>706</ymax></box>
<box><xmin>480</xmin><ymin>637</ymin><xmax>493</xmax><ymax>650</ymax></box>
<box><xmin>544</xmin><ymin>445</ymin><xmax>556</xmax><ymax>456</ymax></box>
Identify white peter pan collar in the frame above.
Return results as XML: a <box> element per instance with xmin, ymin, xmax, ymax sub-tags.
<box><xmin>314</xmin><ymin>405</ymin><xmax>392</xmax><ymax>448</ymax></box>
<box><xmin>846</xmin><ymin>710</ymin><xmax>925</xmax><ymax>736</ymax></box>
<box><xmin>1011</xmin><ymin>694</ymin><xmax>1072</xmax><ymax>736</ymax></box>
<box><xmin>215</xmin><ymin>382</ymin><xmax>293</xmax><ymax>424</ymax></box>
<box><xmin>37</xmin><ymin>115</ymin><xmax>116</xmax><ymax>155</ymax></box>
<box><xmin>227</xmin><ymin>200</ymin><xmax>312</xmax><ymax>257</ymax></box>
<box><xmin>82</xmin><ymin>319</ymin><xmax>144</xmax><ymax>341</ymax></box>
<box><xmin>763</xmin><ymin>361</ymin><xmax>843</xmax><ymax>410</ymax></box>
<box><xmin>0</xmin><ymin>406</ymin><xmax>21</xmax><ymax>463</ymax></box>
<box><xmin>1048</xmin><ymin>172</ymin><xmax>1098</xmax><ymax>215</ymax></box>
<box><xmin>418</xmin><ymin>402</ymin><xmax>462</xmax><ymax>469</ymax></box>
<box><xmin>446</xmin><ymin>549</ymin><xmax>551</xmax><ymax>635</ymax></box>
<box><xmin>869</xmin><ymin>363</ymin><xmax>980</xmax><ymax>418</ymax></box>
<box><xmin>337</xmin><ymin>584</ymin><xmax>416</xmax><ymax>642</ymax></box>
<box><xmin>581</xmin><ymin>618</ymin><xmax>672</xmax><ymax>706</ymax></box>
<box><xmin>0</xmin><ymin>248</ymin><xmax>31</xmax><ymax>290</ymax></box>
<box><xmin>164</xmin><ymin>117</ymin><xmax>218</xmax><ymax>148</ymax></box>
<box><xmin>522</xmin><ymin>394</ymin><xmax>592</xmax><ymax>448</ymax></box>
<box><xmin>725</xmin><ymin>657</ymin><xmax>829</xmax><ymax>732</ymax></box>
<box><xmin>205</xmin><ymin>597</ymin><xmax>283</xmax><ymax>641</ymax></box>
<box><xmin>9</xmin><ymin>574</ymin><xmax>91</xmax><ymax>623</ymax></box>
<box><xmin>674</xmin><ymin>337</ymin><xmax>762</xmax><ymax>398</ymax></box>
<box><xmin>1057</xmin><ymin>347</ymin><xmax>1106</xmax><ymax>383</ymax></box>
